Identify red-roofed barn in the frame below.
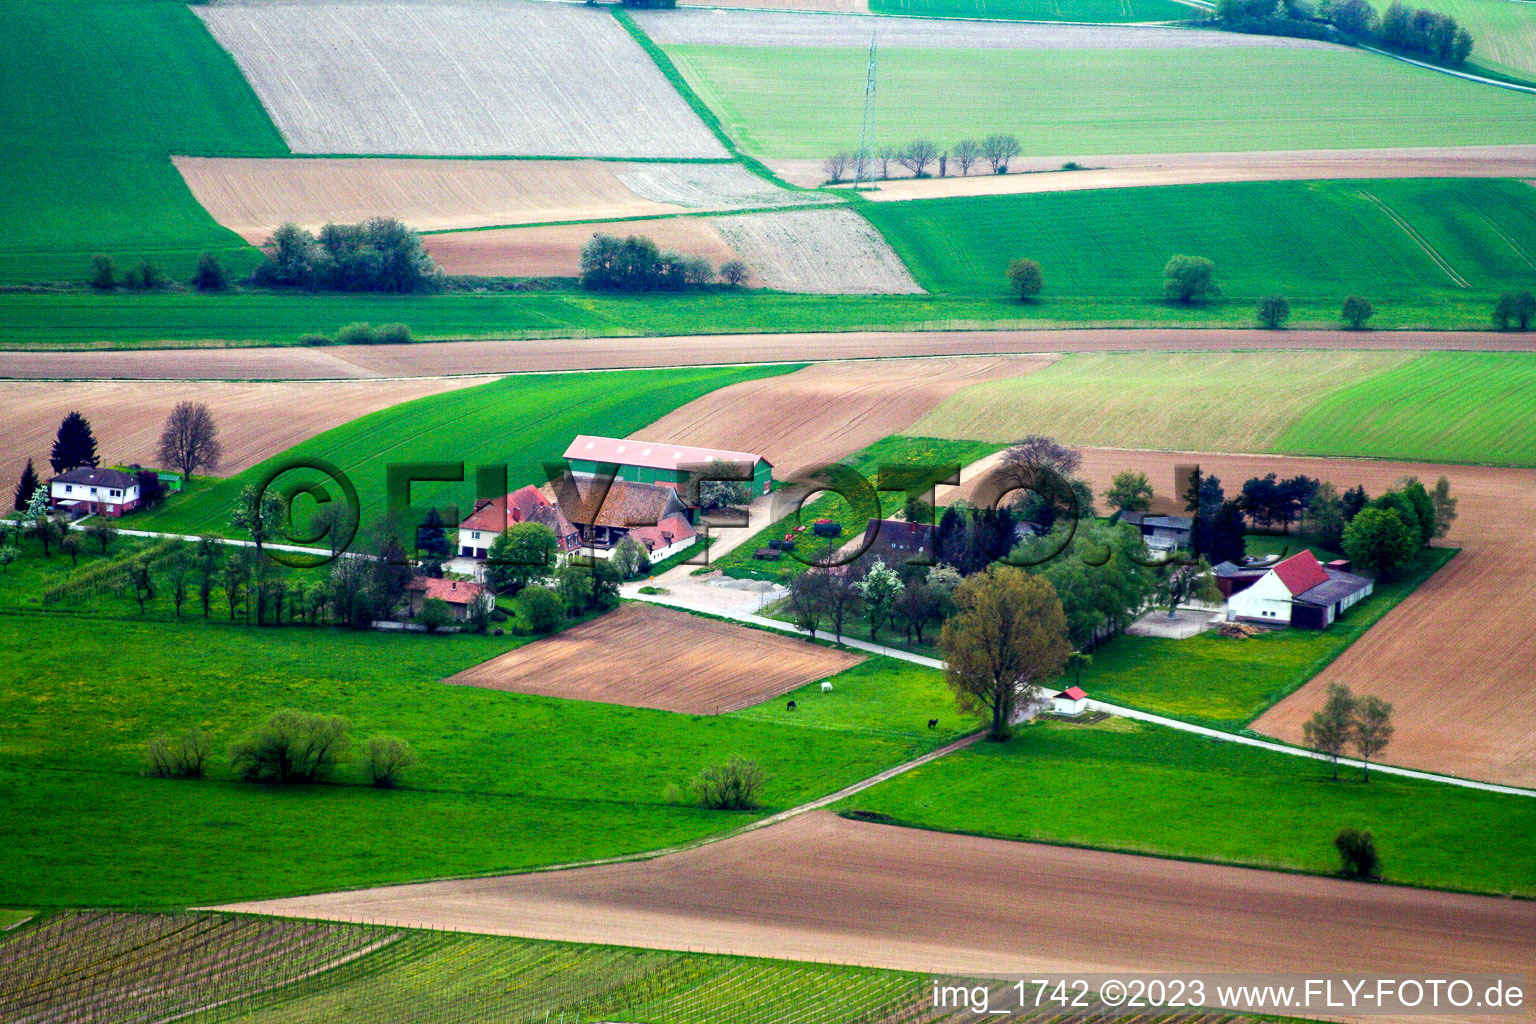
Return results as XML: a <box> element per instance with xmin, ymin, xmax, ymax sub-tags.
<box><xmin>1227</xmin><ymin>550</ymin><xmax>1374</xmax><ymax>629</ymax></box>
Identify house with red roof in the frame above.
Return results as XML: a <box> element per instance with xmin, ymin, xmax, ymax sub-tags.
<box><xmin>1227</xmin><ymin>550</ymin><xmax>1374</xmax><ymax>629</ymax></box>
<box><xmin>403</xmin><ymin>576</ymin><xmax>490</xmax><ymax>623</ymax></box>
<box><xmin>1052</xmin><ymin>685</ymin><xmax>1088</xmax><ymax>716</ymax></box>
<box><xmin>456</xmin><ymin>485</ymin><xmax>580</xmax><ymax>560</ymax></box>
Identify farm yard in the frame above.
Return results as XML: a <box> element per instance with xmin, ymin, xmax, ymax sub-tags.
<box><xmin>448</xmin><ymin>603</ymin><xmax>864</xmax><ymax>714</ymax></box>
<box><xmin>710</xmin><ymin>209</ymin><xmax>925</xmax><ymax>294</ymax></box>
<box><xmin>661</xmin><ymin>43</ymin><xmax>1536</xmax><ymax>159</ymax></box>
<box><xmin>195</xmin><ymin>0</ymin><xmax>726</xmax><ymax>158</ymax></box>
<box><xmin>219</xmin><ymin>810</ymin><xmax>1536</xmax><ymax>999</ymax></box>
<box><xmin>176</xmin><ymin>158</ymin><xmax>827</xmax><ymax>242</ymax></box>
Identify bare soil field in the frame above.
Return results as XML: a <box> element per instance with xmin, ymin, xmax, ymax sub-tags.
<box><xmin>424</xmin><ymin>219</ymin><xmax>740</xmax><ymax>277</ymax></box>
<box><xmin>771</xmin><ymin>143</ymin><xmax>1536</xmax><ymax>189</ymax></box>
<box><xmin>6</xmin><ymin>329</ymin><xmax>1535</xmax><ymax>380</ymax></box>
<box><xmin>681</xmin><ymin>0</ymin><xmax>868</xmax><ymax>10</ymax></box>
<box><xmin>634</xmin><ymin>8</ymin><xmax>1330</xmax><ymax>48</ymax></box>
<box><xmin>195</xmin><ymin>1</ymin><xmax>725</xmax><ymax>157</ymax></box>
<box><xmin>0</xmin><ymin>377</ymin><xmax>486</xmax><ymax>489</ymax></box>
<box><xmin>709</xmin><ymin>209</ymin><xmax>924</xmax><ymax>294</ymax></box>
<box><xmin>219</xmin><ymin>811</ymin><xmax>1536</xmax><ymax>1024</ymax></box>
<box><xmin>448</xmin><ymin>603</ymin><xmax>861</xmax><ymax>713</ymax></box>
<box><xmin>176</xmin><ymin>158</ymin><xmax>824</xmax><ymax>242</ymax></box>
<box><xmin>1067</xmin><ymin>448</ymin><xmax>1536</xmax><ymax>788</ymax></box>
<box><xmin>634</xmin><ymin>355</ymin><xmax>1053</xmax><ymax>475</ymax></box>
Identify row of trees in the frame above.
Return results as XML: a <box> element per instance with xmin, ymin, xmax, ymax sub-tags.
<box><xmin>579</xmin><ymin>233</ymin><xmax>748</xmax><ymax>293</ymax></box>
<box><xmin>255</xmin><ymin>219</ymin><xmax>441</xmax><ymax>293</ymax></box>
<box><xmin>1215</xmin><ymin>0</ymin><xmax>1474</xmax><ymax>65</ymax></box>
<box><xmin>91</xmin><ymin>252</ymin><xmax>229</xmax><ymax>293</ymax></box>
<box><xmin>147</xmin><ymin>712</ymin><xmax>418</xmax><ymax>789</ymax></box>
<box><xmin>823</xmin><ymin>134</ymin><xmax>1023</xmax><ymax>183</ymax></box>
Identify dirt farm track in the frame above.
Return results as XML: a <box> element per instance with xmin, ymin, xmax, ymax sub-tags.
<box><xmin>5</xmin><ymin>329</ymin><xmax>1536</xmax><ymax>380</ymax></box>
<box><xmin>447</xmin><ymin>603</ymin><xmax>862</xmax><ymax>714</ymax></box>
<box><xmin>220</xmin><ymin>811</ymin><xmax>1536</xmax><ymax>1024</ymax></box>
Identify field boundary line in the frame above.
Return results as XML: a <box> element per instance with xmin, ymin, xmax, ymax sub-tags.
<box><xmin>1356</xmin><ymin>189</ymin><xmax>1471</xmax><ymax>287</ymax></box>
<box><xmin>1360</xmin><ymin>43</ymin><xmax>1536</xmax><ymax>94</ymax></box>
<box><xmin>1470</xmin><ymin>206</ymin><xmax>1536</xmax><ymax>271</ymax></box>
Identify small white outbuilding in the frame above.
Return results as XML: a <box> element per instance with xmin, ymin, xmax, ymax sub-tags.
<box><xmin>1052</xmin><ymin>686</ymin><xmax>1088</xmax><ymax>716</ymax></box>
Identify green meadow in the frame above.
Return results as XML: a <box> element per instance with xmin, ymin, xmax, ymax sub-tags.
<box><xmin>1406</xmin><ymin>0</ymin><xmax>1536</xmax><ymax>80</ymax></box>
<box><xmin>860</xmin><ymin>178</ymin><xmax>1536</xmax><ymax>302</ymax></box>
<box><xmin>840</xmin><ymin>718</ymin><xmax>1536</xmax><ymax>896</ymax></box>
<box><xmin>912</xmin><ymin>350</ymin><xmax>1536</xmax><ymax>466</ymax></box>
<box><xmin>663</xmin><ymin>45</ymin><xmax>1536</xmax><ymax>159</ymax></box>
<box><xmin>138</xmin><ymin>365</ymin><xmax>799</xmax><ymax>543</ymax></box>
<box><xmin>0</xmin><ymin>0</ymin><xmax>286</xmax><ymax>284</ymax></box>
<box><xmin>869</xmin><ymin>0</ymin><xmax>1196</xmax><ymax>22</ymax></box>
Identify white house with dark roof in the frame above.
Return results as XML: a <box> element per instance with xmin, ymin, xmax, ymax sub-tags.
<box><xmin>1227</xmin><ymin>550</ymin><xmax>1373</xmax><ymax>629</ymax></box>
<box><xmin>49</xmin><ymin>467</ymin><xmax>140</xmax><ymax>517</ymax></box>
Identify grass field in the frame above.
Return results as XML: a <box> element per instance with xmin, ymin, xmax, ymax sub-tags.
<box><xmin>860</xmin><ymin>178</ymin><xmax>1536</xmax><ymax>303</ymax></box>
<box><xmin>870</xmin><ymin>0</ymin><xmax>1199</xmax><ymax>21</ymax></box>
<box><xmin>663</xmin><ymin>44</ymin><xmax>1536</xmax><ymax>159</ymax></box>
<box><xmin>840</xmin><ymin>717</ymin><xmax>1536</xmax><ymax>896</ymax></box>
<box><xmin>912</xmin><ymin>350</ymin><xmax>1536</xmax><ymax>466</ymax></box>
<box><xmin>1408</xmin><ymin>0</ymin><xmax>1536</xmax><ymax>80</ymax></box>
<box><xmin>138</xmin><ymin>364</ymin><xmax>798</xmax><ymax>543</ymax></box>
<box><xmin>0</xmin><ymin>0</ymin><xmax>286</xmax><ymax>284</ymax></box>
<box><xmin>1076</xmin><ymin>547</ymin><xmax>1456</xmax><ymax>727</ymax></box>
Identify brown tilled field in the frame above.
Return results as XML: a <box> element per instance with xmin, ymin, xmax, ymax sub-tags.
<box><xmin>424</xmin><ymin>219</ymin><xmax>740</xmax><ymax>278</ymax></box>
<box><xmin>632</xmin><ymin>355</ymin><xmax>1055</xmax><ymax>476</ymax></box>
<box><xmin>447</xmin><ymin>603</ymin><xmax>862</xmax><ymax>714</ymax></box>
<box><xmin>219</xmin><ymin>811</ymin><xmax>1536</xmax><ymax>1024</ymax></box>
<box><xmin>1062</xmin><ymin>448</ymin><xmax>1536</xmax><ymax>789</ymax></box>
<box><xmin>7</xmin><ymin>330</ymin><xmax>1536</xmax><ymax>378</ymax></box>
<box><xmin>0</xmin><ymin>378</ymin><xmax>489</xmax><ymax>488</ymax></box>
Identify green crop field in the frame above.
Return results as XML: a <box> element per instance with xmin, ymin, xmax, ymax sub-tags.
<box><xmin>869</xmin><ymin>0</ymin><xmax>1197</xmax><ymax>22</ymax></box>
<box><xmin>0</xmin><ymin>0</ymin><xmax>286</xmax><ymax>284</ymax></box>
<box><xmin>841</xmin><ymin>717</ymin><xmax>1536</xmax><ymax>896</ymax></box>
<box><xmin>664</xmin><ymin>44</ymin><xmax>1536</xmax><ymax>159</ymax></box>
<box><xmin>912</xmin><ymin>350</ymin><xmax>1536</xmax><ymax>466</ymax></box>
<box><xmin>138</xmin><ymin>365</ymin><xmax>799</xmax><ymax>543</ymax></box>
<box><xmin>1407</xmin><ymin>0</ymin><xmax>1536</xmax><ymax>80</ymax></box>
<box><xmin>861</xmin><ymin>178</ymin><xmax>1536</xmax><ymax>302</ymax></box>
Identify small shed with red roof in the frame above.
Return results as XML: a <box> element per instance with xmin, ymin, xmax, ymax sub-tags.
<box><xmin>1052</xmin><ymin>685</ymin><xmax>1088</xmax><ymax>716</ymax></box>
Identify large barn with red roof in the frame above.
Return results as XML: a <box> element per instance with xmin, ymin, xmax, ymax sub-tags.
<box><xmin>1226</xmin><ymin>550</ymin><xmax>1374</xmax><ymax>629</ymax></box>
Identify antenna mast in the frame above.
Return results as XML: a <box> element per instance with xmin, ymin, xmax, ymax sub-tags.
<box><xmin>854</xmin><ymin>30</ymin><xmax>878</xmax><ymax>186</ymax></box>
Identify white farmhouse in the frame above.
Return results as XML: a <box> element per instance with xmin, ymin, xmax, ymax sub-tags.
<box><xmin>49</xmin><ymin>467</ymin><xmax>141</xmax><ymax>518</ymax></box>
<box><xmin>1227</xmin><ymin>550</ymin><xmax>1373</xmax><ymax>630</ymax></box>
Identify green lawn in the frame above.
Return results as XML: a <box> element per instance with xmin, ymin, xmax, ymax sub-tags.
<box><xmin>138</xmin><ymin>364</ymin><xmax>799</xmax><ymax>543</ymax></box>
<box><xmin>0</xmin><ymin>596</ymin><xmax>960</xmax><ymax>907</ymax></box>
<box><xmin>1070</xmin><ymin>547</ymin><xmax>1455</xmax><ymax>727</ymax></box>
<box><xmin>869</xmin><ymin>0</ymin><xmax>1196</xmax><ymax>22</ymax></box>
<box><xmin>860</xmin><ymin>178</ymin><xmax>1536</xmax><ymax>303</ymax></box>
<box><xmin>0</xmin><ymin>0</ymin><xmax>286</xmax><ymax>283</ymax></box>
<box><xmin>839</xmin><ymin>718</ymin><xmax>1536</xmax><ymax>896</ymax></box>
<box><xmin>912</xmin><ymin>350</ymin><xmax>1536</xmax><ymax>466</ymax></box>
<box><xmin>664</xmin><ymin>44</ymin><xmax>1536</xmax><ymax>160</ymax></box>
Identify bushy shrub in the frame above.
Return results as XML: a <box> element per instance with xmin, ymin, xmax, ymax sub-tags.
<box><xmin>124</xmin><ymin>260</ymin><xmax>167</xmax><ymax>290</ymax></box>
<box><xmin>719</xmin><ymin>259</ymin><xmax>749</xmax><ymax>288</ymax></box>
<box><xmin>298</xmin><ymin>333</ymin><xmax>332</xmax><ymax>346</ymax></box>
<box><xmin>146</xmin><ymin>728</ymin><xmax>212</xmax><ymax>779</ymax></box>
<box><xmin>362</xmin><ymin>735</ymin><xmax>418</xmax><ymax>788</ymax></box>
<box><xmin>692</xmin><ymin>755</ymin><xmax>766</xmax><ymax>810</ymax></box>
<box><xmin>90</xmin><ymin>254</ymin><xmax>116</xmax><ymax>290</ymax></box>
<box><xmin>335</xmin><ymin>322</ymin><xmax>376</xmax><ymax>346</ymax></box>
<box><xmin>374</xmin><ymin>322</ymin><xmax>412</xmax><ymax>345</ymax></box>
<box><xmin>417</xmin><ymin>597</ymin><xmax>452</xmax><ymax>633</ymax></box>
<box><xmin>1256</xmin><ymin>294</ymin><xmax>1291</xmax><ymax>328</ymax></box>
<box><xmin>1341</xmin><ymin>295</ymin><xmax>1373</xmax><ymax>329</ymax></box>
<box><xmin>517</xmin><ymin>585</ymin><xmax>563</xmax><ymax>633</ymax></box>
<box><xmin>1163</xmin><ymin>255</ymin><xmax>1219</xmax><ymax>304</ymax></box>
<box><xmin>579</xmin><ymin>233</ymin><xmax>719</xmax><ymax>293</ymax></box>
<box><xmin>229</xmin><ymin>709</ymin><xmax>351</xmax><ymax>784</ymax></box>
<box><xmin>1334</xmin><ymin>828</ymin><xmax>1381</xmax><ymax>879</ymax></box>
<box><xmin>1007</xmin><ymin>258</ymin><xmax>1043</xmax><ymax>302</ymax></box>
<box><xmin>192</xmin><ymin>252</ymin><xmax>228</xmax><ymax>292</ymax></box>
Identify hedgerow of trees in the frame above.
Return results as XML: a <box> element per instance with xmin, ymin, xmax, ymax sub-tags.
<box><xmin>579</xmin><ymin>233</ymin><xmax>738</xmax><ymax>293</ymax></box>
<box><xmin>823</xmin><ymin>133</ymin><xmax>1023</xmax><ymax>182</ymax></box>
<box><xmin>254</xmin><ymin>218</ymin><xmax>442</xmax><ymax>293</ymax></box>
<box><xmin>1215</xmin><ymin>0</ymin><xmax>1473</xmax><ymax>65</ymax></box>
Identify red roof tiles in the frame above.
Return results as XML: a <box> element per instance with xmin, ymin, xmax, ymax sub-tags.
<box><xmin>1271</xmin><ymin>550</ymin><xmax>1330</xmax><ymax>597</ymax></box>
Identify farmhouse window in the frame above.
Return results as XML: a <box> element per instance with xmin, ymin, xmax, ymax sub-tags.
<box><xmin>472</xmin><ymin>531</ymin><xmax>480</xmax><ymax>540</ymax></box>
<box><xmin>64</xmin><ymin>485</ymin><xmax>72</xmax><ymax>493</ymax></box>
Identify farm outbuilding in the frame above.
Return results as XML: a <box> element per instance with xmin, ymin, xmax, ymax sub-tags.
<box><xmin>1052</xmin><ymin>686</ymin><xmax>1088</xmax><ymax>716</ymax></box>
<box><xmin>564</xmin><ymin>435</ymin><xmax>772</xmax><ymax>497</ymax></box>
<box><xmin>1227</xmin><ymin>550</ymin><xmax>1373</xmax><ymax>629</ymax></box>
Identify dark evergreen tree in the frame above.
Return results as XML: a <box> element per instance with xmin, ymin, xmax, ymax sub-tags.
<box><xmin>417</xmin><ymin>507</ymin><xmax>451</xmax><ymax>560</ymax></box>
<box><xmin>1340</xmin><ymin>484</ymin><xmax>1370</xmax><ymax>522</ymax></box>
<box><xmin>50</xmin><ymin>411</ymin><xmax>99</xmax><ymax>473</ymax></box>
<box><xmin>13</xmin><ymin>458</ymin><xmax>41</xmax><ymax>512</ymax></box>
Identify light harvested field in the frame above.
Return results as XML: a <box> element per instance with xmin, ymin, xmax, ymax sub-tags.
<box><xmin>635</xmin><ymin>355</ymin><xmax>1053</xmax><ymax>475</ymax></box>
<box><xmin>832</xmin><ymin>144</ymin><xmax>1536</xmax><ymax>198</ymax></box>
<box><xmin>0</xmin><ymin>377</ymin><xmax>488</xmax><ymax>490</ymax></box>
<box><xmin>634</xmin><ymin>8</ymin><xmax>1328</xmax><ymax>48</ymax></box>
<box><xmin>910</xmin><ymin>351</ymin><xmax>1418</xmax><ymax>452</ymax></box>
<box><xmin>1063</xmin><ymin>448</ymin><xmax>1536</xmax><ymax>789</ymax></box>
<box><xmin>176</xmin><ymin>158</ymin><xmax>825</xmax><ymax>241</ymax></box>
<box><xmin>423</xmin><ymin>219</ymin><xmax>740</xmax><ymax>277</ymax></box>
<box><xmin>5</xmin><ymin>328</ymin><xmax>1536</xmax><ymax>381</ymax></box>
<box><xmin>220</xmin><ymin>811</ymin><xmax>1536</xmax><ymax>1024</ymax></box>
<box><xmin>710</xmin><ymin>209</ymin><xmax>923</xmax><ymax>294</ymax></box>
<box><xmin>196</xmin><ymin>1</ymin><xmax>725</xmax><ymax>157</ymax></box>
<box><xmin>447</xmin><ymin>603</ymin><xmax>862</xmax><ymax>713</ymax></box>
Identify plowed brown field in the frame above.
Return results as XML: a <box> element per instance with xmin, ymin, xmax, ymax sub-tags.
<box><xmin>7</xmin><ymin>329</ymin><xmax>1534</xmax><ymax>379</ymax></box>
<box><xmin>633</xmin><ymin>355</ymin><xmax>1054</xmax><ymax>476</ymax></box>
<box><xmin>218</xmin><ymin>811</ymin><xmax>1536</xmax><ymax>1024</ymax></box>
<box><xmin>1065</xmin><ymin>448</ymin><xmax>1536</xmax><ymax>788</ymax></box>
<box><xmin>447</xmin><ymin>603</ymin><xmax>861</xmax><ymax>713</ymax></box>
<box><xmin>423</xmin><ymin>220</ymin><xmax>739</xmax><ymax>277</ymax></box>
<box><xmin>0</xmin><ymin>377</ymin><xmax>487</xmax><ymax>489</ymax></box>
